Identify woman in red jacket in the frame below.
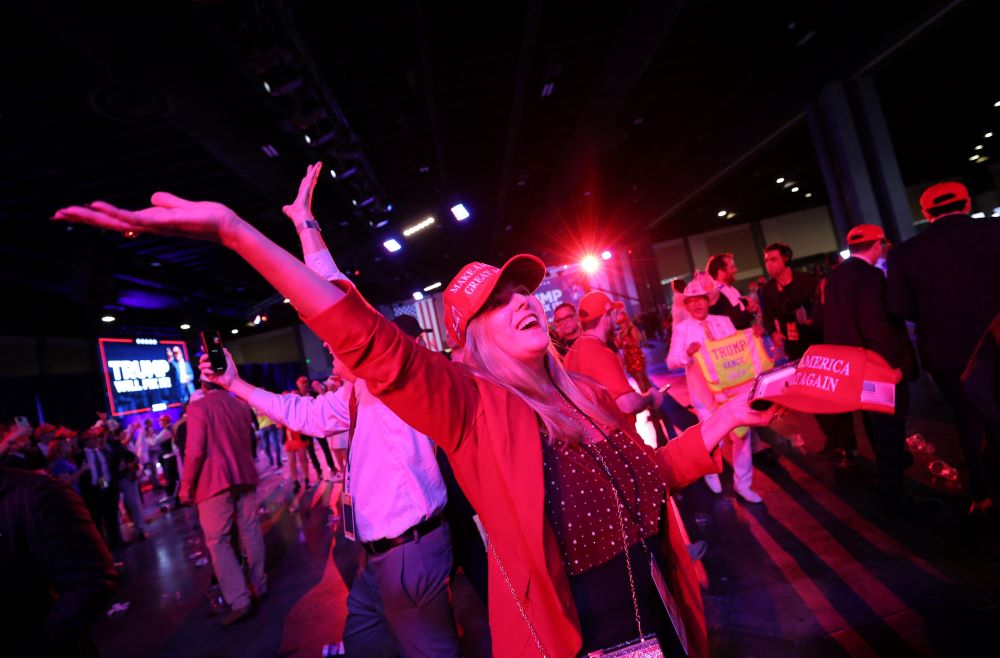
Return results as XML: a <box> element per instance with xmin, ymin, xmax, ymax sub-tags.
<box><xmin>55</xmin><ymin>175</ymin><xmax>779</xmax><ymax>658</ymax></box>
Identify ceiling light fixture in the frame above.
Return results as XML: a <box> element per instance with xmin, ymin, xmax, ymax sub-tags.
<box><xmin>180</xmin><ymin>324</ymin><xmax>191</xmax><ymax>330</ymax></box>
<box><xmin>263</xmin><ymin>81</ymin><xmax>271</xmax><ymax>93</ymax></box>
<box><xmin>329</xmin><ymin>168</ymin><xmax>337</xmax><ymax>178</ymax></box>
<box><xmin>412</xmin><ymin>291</ymin><xmax>424</xmax><ymax>301</ymax></box>
<box><xmin>601</xmin><ymin>250</ymin><xmax>613</xmax><ymax>260</ymax></box>
<box><xmin>776</xmin><ymin>177</ymin><xmax>785</xmax><ymax>184</ymax></box>
<box><xmin>375</xmin><ymin>220</ymin><xmax>389</xmax><ymax>228</ymax></box>
<box><xmin>791</xmin><ymin>186</ymin><xmax>800</xmax><ymax>192</ymax></box>
<box><xmin>101</xmin><ymin>315</ymin><xmax>116</xmax><ymax>323</ymax></box>
<box><xmin>541</xmin><ymin>82</ymin><xmax>555</xmax><ymax>97</ymax></box>
<box><xmin>383</xmin><ymin>238</ymin><xmax>402</xmax><ymax>253</ymax></box>
<box><xmin>717</xmin><ymin>210</ymin><xmax>727</xmax><ymax>217</ymax></box>
<box><xmin>451</xmin><ymin>203</ymin><xmax>470</xmax><ymax>221</ymax></box>
<box><xmin>304</xmin><ymin>135</ymin><xmax>312</xmax><ymax>144</ymax></box>
<box><xmin>231</xmin><ymin>329</ymin><xmax>239</xmax><ymax>335</ymax></box>
<box><xmin>970</xmin><ymin>154</ymin><xmax>980</xmax><ymax>161</ymax></box>
<box><xmin>423</xmin><ymin>282</ymin><xmax>442</xmax><ymax>292</ymax></box>
<box><xmin>986</xmin><ymin>132</ymin><xmax>994</xmax><ymax>138</ymax></box>
<box><xmin>975</xmin><ymin>144</ymin><xmax>984</xmax><ymax>150</ymax></box>
<box><xmin>402</xmin><ymin>217</ymin><xmax>435</xmax><ymax>237</ymax></box>
<box><xmin>805</xmin><ymin>192</ymin><xmax>813</xmax><ymax>198</ymax></box>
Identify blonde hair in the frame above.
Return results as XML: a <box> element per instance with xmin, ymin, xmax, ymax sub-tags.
<box><xmin>464</xmin><ymin>318</ymin><xmax>618</xmax><ymax>446</ymax></box>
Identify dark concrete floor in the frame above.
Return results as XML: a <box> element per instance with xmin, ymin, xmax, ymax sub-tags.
<box><xmin>90</xmin><ymin>342</ymin><xmax>1000</xmax><ymax>657</ymax></box>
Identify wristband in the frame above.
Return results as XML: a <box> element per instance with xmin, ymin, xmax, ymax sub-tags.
<box><xmin>296</xmin><ymin>219</ymin><xmax>321</xmax><ymax>233</ymax></box>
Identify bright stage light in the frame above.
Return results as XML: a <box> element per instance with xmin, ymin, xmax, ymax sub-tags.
<box><xmin>403</xmin><ymin>217</ymin><xmax>435</xmax><ymax>237</ymax></box>
<box><xmin>231</xmin><ymin>329</ymin><xmax>239</xmax><ymax>335</ymax></box>
<box><xmin>423</xmin><ymin>282</ymin><xmax>442</xmax><ymax>292</ymax></box>
<box><xmin>840</xmin><ymin>249</ymin><xmax>851</xmax><ymax>260</ymax></box>
<box><xmin>601</xmin><ymin>250</ymin><xmax>613</xmax><ymax>260</ymax></box>
<box><xmin>180</xmin><ymin>323</ymin><xmax>190</xmax><ymax>330</ymax></box>
<box><xmin>581</xmin><ymin>255</ymin><xmax>600</xmax><ymax>274</ymax></box>
<box><xmin>412</xmin><ymin>291</ymin><xmax>424</xmax><ymax>301</ymax></box>
<box><xmin>451</xmin><ymin>204</ymin><xmax>470</xmax><ymax>221</ymax></box>
<box><xmin>101</xmin><ymin>315</ymin><xmax>116</xmax><ymax>323</ymax></box>
<box><xmin>383</xmin><ymin>239</ymin><xmax>402</xmax><ymax>253</ymax></box>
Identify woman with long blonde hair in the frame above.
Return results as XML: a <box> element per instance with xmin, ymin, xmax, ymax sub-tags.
<box><xmin>55</xmin><ymin>166</ymin><xmax>779</xmax><ymax>658</ymax></box>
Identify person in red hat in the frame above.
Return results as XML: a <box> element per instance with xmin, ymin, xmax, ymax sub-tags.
<box><xmin>55</xmin><ymin>181</ymin><xmax>783</xmax><ymax>658</ymax></box>
<box><xmin>814</xmin><ymin>224</ymin><xmax>930</xmax><ymax>515</ymax></box>
<box><xmin>563</xmin><ymin>291</ymin><xmax>664</xmax><ymax>417</ymax></box>
<box><xmin>888</xmin><ymin>181</ymin><xmax>1000</xmax><ymax>517</ymax></box>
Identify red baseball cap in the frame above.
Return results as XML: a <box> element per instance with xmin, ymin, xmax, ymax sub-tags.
<box><xmin>919</xmin><ymin>181</ymin><xmax>971</xmax><ymax>220</ymax></box>
<box><xmin>443</xmin><ymin>254</ymin><xmax>546</xmax><ymax>347</ymax></box>
<box><xmin>845</xmin><ymin>224</ymin><xmax>887</xmax><ymax>245</ymax></box>
<box><xmin>749</xmin><ymin>345</ymin><xmax>902</xmax><ymax>415</ymax></box>
<box><xmin>577</xmin><ymin>291</ymin><xmax>624</xmax><ymax>322</ymax></box>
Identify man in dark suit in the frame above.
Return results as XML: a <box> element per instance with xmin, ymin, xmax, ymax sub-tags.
<box><xmin>816</xmin><ymin>224</ymin><xmax>927</xmax><ymax>515</ymax></box>
<box><xmin>0</xmin><ymin>465</ymin><xmax>119</xmax><ymax>657</ymax></box>
<box><xmin>707</xmin><ymin>252</ymin><xmax>757</xmax><ymax>330</ymax></box>
<box><xmin>760</xmin><ymin>242</ymin><xmax>821</xmax><ymax>360</ymax></box>
<box><xmin>887</xmin><ymin>181</ymin><xmax>1000</xmax><ymax>515</ymax></box>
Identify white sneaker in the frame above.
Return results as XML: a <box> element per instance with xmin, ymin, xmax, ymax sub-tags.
<box><xmin>735</xmin><ymin>486</ymin><xmax>763</xmax><ymax>504</ymax></box>
<box><xmin>704</xmin><ymin>474</ymin><xmax>722</xmax><ymax>494</ymax></box>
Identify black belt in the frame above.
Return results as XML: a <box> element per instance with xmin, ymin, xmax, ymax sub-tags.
<box><xmin>361</xmin><ymin>515</ymin><xmax>443</xmax><ymax>555</ymax></box>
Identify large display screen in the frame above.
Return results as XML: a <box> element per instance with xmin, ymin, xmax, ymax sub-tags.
<box><xmin>98</xmin><ymin>338</ymin><xmax>195</xmax><ymax>416</ymax></box>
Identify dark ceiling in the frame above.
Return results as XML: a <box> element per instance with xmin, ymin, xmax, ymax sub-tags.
<box><xmin>2</xmin><ymin>0</ymin><xmax>996</xmax><ymax>341</ymax></box>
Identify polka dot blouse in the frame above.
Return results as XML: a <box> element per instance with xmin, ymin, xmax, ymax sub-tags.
<box><xmin>541</xmin><ymin>409</ymin><xmax>667</xmax><ymax>576</ymax></box>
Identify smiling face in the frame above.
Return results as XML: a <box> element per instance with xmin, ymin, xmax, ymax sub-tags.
<box><xmin>475</xmin><ymin>281</ymin><xmax>551</xmax><ymax>364</ymax></box>
<box><xmin>552</xmin><ymin>305</ymin><xmax>580</xmax><ymax>340</ymax></box>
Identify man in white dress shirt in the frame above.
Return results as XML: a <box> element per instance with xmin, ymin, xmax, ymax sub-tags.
<box><xmin>199</xmin><ymin>163</ymin><xmax>460</xmax><ymax>657</ymax></box>
<box><xmin>667</xmin><ymin>279</ymin><xmax>763</xmax><ymax>503</ymax></box>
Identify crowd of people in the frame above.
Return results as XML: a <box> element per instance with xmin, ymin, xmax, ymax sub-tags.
<box><xmin>3</xmin><ymin>162</ymin><xmax>997</xmax><ymax>658</ymax></box>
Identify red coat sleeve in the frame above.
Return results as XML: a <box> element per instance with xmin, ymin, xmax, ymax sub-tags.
<box><xmin>301</xmin><ymin>282</ymin><xmax>483</xmax><ymax>452</ymax></box>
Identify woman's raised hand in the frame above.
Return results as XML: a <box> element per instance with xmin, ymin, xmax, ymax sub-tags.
<box><xmin>53</xmin><ymin>193</ymin><xmax>243</xmax><ymax>245</ymax></box>
<box><xmin>282</xmin><ymin>161</ymin><xmax>322</xmax><ymax>226</ymax></box>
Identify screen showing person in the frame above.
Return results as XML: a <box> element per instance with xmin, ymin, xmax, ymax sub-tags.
<box><xmin>98</xmin><ymin>337</ymin><xmax>192</xmax><ymax>415</ymax></box>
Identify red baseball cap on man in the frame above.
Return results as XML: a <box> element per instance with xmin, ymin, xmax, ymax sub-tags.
<box><xmin>442</xmin><ymin>254</ymin><xmax>546</xmax><ymax>347</ymax></box>
<box><xmin>919</xmin><ymin>181</ymin><xmax>971</xmax><ymax>220</ymax></box>
<box><xmin>577</xmin><ymin>291</ymin><xmax>624</xmax><ymax>322</ymax></box>
<box><xmin>845</xmin><ymin>224</ymin><xmax>888</xmax><ymax>246</ymax></box>
<box><xmin>749</xmin><ymin>345</ymin><xmax>902</xmax><ymax>415</ymax></box>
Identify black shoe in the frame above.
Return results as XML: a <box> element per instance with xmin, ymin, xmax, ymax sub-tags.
<box><xmin>220</xmin><ymin>604</ymin><xmax>254</xmax><ymax>626</ymax></box>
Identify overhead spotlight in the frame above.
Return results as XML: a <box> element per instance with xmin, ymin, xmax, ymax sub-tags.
<box><xmin>359</xmin><ymin>197</ymin><xmax>375</xmax><ymax>208</ymax></box>
<box><xmin>580</xmin><ymin>255</ymin><xmax>600</xmax><ymax>274</ymax></box>
<box><xmin>805</xmin><ymin>192</ymin><xmax>813</xmax><ymax>198</ymax></box>
<box><xmin>375</xmin><ymin>219</ymin><xmax>389</xmax><ymax>228</ymax></box>
<box><xmin>975</xmin><ymin>144</ymin><xmax>984</xmax><ymax>150</ymax></box>
<box><xmin>263</xmin><ymin>81</ymin><xmax>271</xmax><ymax>93</ymax></box>
<box><xmin>986</xmin><ymin>132</ymin><xmax>994</xmax><ymax>138</ymax></box>
<box><xmin>329</xmin><ymin>168</ymin><xmax>337</xmax><ymax>178</ymax></box>
<box><xmin>412</xmin><ymin>291</ymin><xmax>424</xmax><ymax>301</ymax></box>
<box><xmin>101</xmin><ymin>315</ymin><xmax>116</xmax><ymax>323</ymax></box>
<box><xmin>791</xmin><ymin>186</ymin><xmax>800</xmax><ymax>192</ymax></box>
<box><xmin>231</xmin><ymin>329</ymin><xmax>239</xmax><ymax>335</ymax></box>
<box><xmin>601</xmin><ymin>250</ymin><xmax>613</xmax><ymax>260</ymax></box>
<box><xmin>352</xmin><ymin>199</ymin><xmax>358</xmax><ymax>206</ymax></box>
<box><xmin>339</xmin><ymin>167</ymin><xmax>358</xmax><ymax>179</ymax></box>
<box><xmin>180</xmin><ymin>323</ymin><xmax>191</xmax><ymax>330</ymax></box>
<box><xmin>261</xmin><ymin>144</ymin><xmax>279</xmax><ymax>158</ymax></box>
<box><xmin>970</xmin><ymin>154</ymin><xmax>980</xmax><ymax>161</ymax></box>
<box><xmin>840</xmin><ymin>249</ymin><xmax>851</xmax><ymax>260</ymax></box>
<box><xmin>776</xmin><ymin>177</ymin><xmax>785</xmax><ymax>184</ymax></box>
<box><xmin>419</xmin><ymin>165</ymin><xmax>430</xmax><ymax>173</ymax></box>
<box><xmin>971</xmin><ymin>212</ymin><xmax>986</xmax><ymax>219</ymax></box>
<box><xmin>304</xmin><ymin>135</ymin><xmax>312</xmax><ymax>145</ymax></box>
<box><xmin>383</xmin><ymin>238</ymin><xmax>402</xmax><ymax>253</ymax></box>
<box><xmin>387</xmin><ymin>204</ymin><xmax>394</xmax><ymax>212</ymax></box>
<box><xmin>283</xmin><ymin>298</ymin><xmax>291</xmax><ymax>304</ymax></box>
<box><xmin>253</xmin><ymin>314</ymin><xmax>261</xmax><ymax>326</ymax></box>
<box><xmin>451</xmin><ymin>203</ymin><xmax>470</xmax><ymax>221</ymax></box>
<box><xmin>994</xmin><ymin>100</ymin><xmax>1000</xmax><ymax>107</ymax></box>
<box><xmin>423</xmin><ymin>282</ymin><xmax>442</xmax><ymax>292</ymax></box>
<box><xmin>260</xmin><ymin>314</ymin><xmax>268</xmax><ymax>322</ymax></box>
<box><xmin>717</xmin><ymin>210</ymin><xmax>727</xmax><ymax>217</ymax></box>
<box><xmin>402</xmin><ymin>217</ymin><xmax>435</xmax><ymax>237</ymax></box>
<box><xmin>726</xmin><ymin>212</ymin><xmax>736</xmax><ymax>219</ymax></box>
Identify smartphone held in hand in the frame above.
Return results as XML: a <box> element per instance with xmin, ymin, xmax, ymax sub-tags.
<box><xmin>200</xmin><ymin>330</ymin><xmax>227</xmax><ymax>373</ymax></box>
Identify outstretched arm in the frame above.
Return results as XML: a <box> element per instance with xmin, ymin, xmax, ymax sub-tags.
<box><xmin>283</xmin><ymin>161</ymin><xmax>349</xmax><ymax>282</ymax></box>
<box><xmin>53</xmin><ymin>195</ymin><xmax>345</xmax><ymax>318</ymax></box>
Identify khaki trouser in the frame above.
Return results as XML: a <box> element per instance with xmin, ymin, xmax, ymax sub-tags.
<box><xmin>197</xmin><ymin>486</ymin><xmax>267</xmax><ymax>609</ymax></box>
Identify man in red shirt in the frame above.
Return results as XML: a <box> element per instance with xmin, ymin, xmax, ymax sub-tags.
<box><xmin>564</xmin><ymin>291</ymin><xmax>663</xmax><ymax>416</ymax></box>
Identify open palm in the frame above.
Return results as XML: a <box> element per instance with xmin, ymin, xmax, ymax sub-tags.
<box><xmin>53</xmin><ymin>193</ymin><xmax>241</xmax><ymax>244</ymax></box>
